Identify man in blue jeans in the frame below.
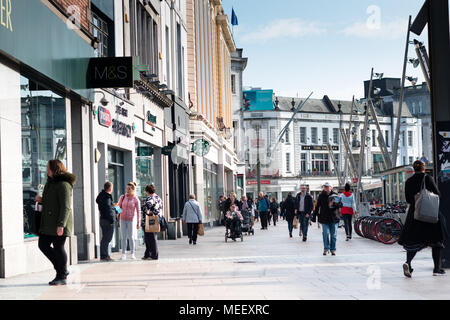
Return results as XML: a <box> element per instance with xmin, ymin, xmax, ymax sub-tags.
<box><xmin>312</xmin><ymin>183</ymin><xmax>342</xmax><ymax>256</ymax></box>
<box><xmin>295</xmin><ymin>184</ymin><xmax>313</xmax><ymax>242</ymax></box>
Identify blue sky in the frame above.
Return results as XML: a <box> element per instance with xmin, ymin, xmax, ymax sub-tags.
<box><xmin>222</xmin><ymin>0</ymin><xmax>428</xmax><ymax>101</ymax></box>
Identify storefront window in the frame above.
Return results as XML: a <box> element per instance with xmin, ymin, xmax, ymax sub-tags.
<box><xmin>135</xmin><ymin>140</ymin><xmax>155</xmax><ymax>198</ymax></box>
<box><xmin>203</xmin><ymin>159</ymin><xmax>218</xmax><ymax>222</ymax></box>
<box><xmin>21</xmin><ymin>76</ymin><xmax>66</xmax><ymax>238</ymax></box>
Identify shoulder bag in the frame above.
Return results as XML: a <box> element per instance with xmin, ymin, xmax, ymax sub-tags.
<box><xmin>414</xmin><ymin>176</ymin><xmax>440</xmax><ymax>224</ymax></box>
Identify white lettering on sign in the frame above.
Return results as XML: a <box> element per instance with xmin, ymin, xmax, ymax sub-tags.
<box><xmin>0</xmin><ymin>0</ymin><xmax>13</xmax><ymax>32</ymax></box>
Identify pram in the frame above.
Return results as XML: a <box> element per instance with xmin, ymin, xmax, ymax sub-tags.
<box><xmin>241</xmin><ymin>209</ymin><xmax>255</xmax><ymax>235</ymax></box>
<box><xmin>225</xmin><ymin>212</ymin><xmax>244</xmax><ymax>242</ymax></box>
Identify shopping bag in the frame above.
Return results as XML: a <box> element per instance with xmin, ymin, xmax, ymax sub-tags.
<box><xmin>145</xmin><ymin>214</ymin><xmax>161</xmax><ymax>233</ymax></box>
<box><xmin>198</xmin><ymin>223</ymin><xmax>205</xmax><ymax>236</ymax></box>
<box><xmin>414</xmin><ymin>176</ymin><xmax>440</xmax><ymax>224</ymax></box>
<box><xmin>293</xmin><ymin>216</ymin><xmax>298</xmax><ymax>229</ymax></box>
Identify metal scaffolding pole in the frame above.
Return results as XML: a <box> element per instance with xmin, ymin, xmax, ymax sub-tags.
<box><xmin>392</xmin><ymin>16</ymin><xmax>412</xmax><ymax>167</ymax></box>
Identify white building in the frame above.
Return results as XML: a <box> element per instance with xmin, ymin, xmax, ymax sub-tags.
<box><xmin>243</xmin><ymin>94</ymin><xmax>423</xmax><ymax>200</ymax></box>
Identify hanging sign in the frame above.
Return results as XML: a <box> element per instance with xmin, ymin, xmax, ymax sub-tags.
<box><xmin>98</xmin><ymin>106</ymin><xmax>112</xmax><ymax>127</ymax></box>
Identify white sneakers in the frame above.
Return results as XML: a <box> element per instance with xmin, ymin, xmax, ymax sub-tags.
<box><xmin>121</xmin><ymin>254</ymin><xmax>137</xmax><ymax>260</ymax></box>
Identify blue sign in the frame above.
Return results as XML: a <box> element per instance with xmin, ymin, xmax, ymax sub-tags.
<box><xmin>243</xmin><ymin>89</ymin><xmax>274</xmax><ymax>111</ymax></box>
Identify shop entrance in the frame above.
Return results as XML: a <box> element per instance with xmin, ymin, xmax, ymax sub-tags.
<box><xmin>107</xmin><ymin>148</ymin><xmax>125</xmax><ymax>252</ymax></box>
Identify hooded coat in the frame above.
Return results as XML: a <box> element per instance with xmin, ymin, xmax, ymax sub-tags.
<box><xmin>39</xmin><ymin>172</ymin><xmax>76</xmax><ymax>237</ymax></box>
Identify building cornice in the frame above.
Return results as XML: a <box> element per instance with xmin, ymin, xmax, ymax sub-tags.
<box><xmin>216</xmin><ymin>14</ymin><xmax>236</xmax><ymax>52</ymax></box>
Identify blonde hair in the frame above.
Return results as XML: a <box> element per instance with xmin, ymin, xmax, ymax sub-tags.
<box><xmin>127</xmin><ymin>182</ymin><xmax>136</xmax><ymax>191</ymax></box>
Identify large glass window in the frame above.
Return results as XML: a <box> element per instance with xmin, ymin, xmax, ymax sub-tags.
<box><xmin>135</xmin><ymin>140</ymin><xmax>155</xmax><ymax>199</ymax></box>
<box><xmin>312</xmin><ymin>153</ymin><xmax>329</xmax><ymax>173</ymax></box>
<box><xmin>203</xmin><ymin>159</ymin><xmax>218</xmax><ymax>222</ymax></box>
<box><xmin>21</xmin><ymin>76</ymin><xmax>66</xmax><ymax>238</ymax></box>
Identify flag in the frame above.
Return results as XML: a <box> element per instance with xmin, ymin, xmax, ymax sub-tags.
<box><xmin>231</xmin><ymin>8</ymin><xmax>238</xmax><ymax>26</ymax></box>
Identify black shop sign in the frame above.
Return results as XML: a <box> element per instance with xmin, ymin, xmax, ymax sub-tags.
<box><xmin>87</xmin><ymin>57</ymin><xmax>134</xmax><ymax>88</ymax></box>
<box><xmin>112</xmin><ymin>119</ymin><xmax>132</xmax><ymax>138</ymax></box>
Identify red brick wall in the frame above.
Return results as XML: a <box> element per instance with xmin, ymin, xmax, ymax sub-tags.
<box><xmin>53</xmin><ymin>0</ymin><xmax>91</xmax><ymax>33</ymax></box>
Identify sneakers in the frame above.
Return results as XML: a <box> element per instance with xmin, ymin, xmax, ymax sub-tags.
<box><xmin>433</xmin><ymin>269</ymin><xmax>446</xmax><ymax>276</ymax></box>
<box><xmin>121</xmin><ymin>254</ymin><xmax>127</xmax><ymax>261</ymax></box>
<box><xmin>323</xmin><ymin>250</ymin><xmax>329</xmax><ymax>256</ymax></box>
<box><xmin>193</xmin><ymin>241</ymin><xmax>197</xmax><ymax>245</ymax></box>
<box><xmin>130</xmin><ymin>254</ymin><xmax>136</xmax><ymax>260</ymax></box>
<box><xmin>331</xmin><ymin>251</ymin><xmax>336</xmax><ymax>256</ymax></box>
<box><xmin>403</xmin><ymin>263</ymin><xmax>413</xmax><ymax>278</ymax></box>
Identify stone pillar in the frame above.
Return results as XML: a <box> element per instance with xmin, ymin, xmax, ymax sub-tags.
<box><xmin>71</xmin><ymin>102</ymin><xmax>95</xmax><ymax>261</ymax></box>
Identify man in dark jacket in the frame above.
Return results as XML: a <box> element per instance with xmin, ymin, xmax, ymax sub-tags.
<box><xmin>96</xmin><ymin>182</ymin><xmax>116</xmax><ymax>261</ymax></box>
<box><xmin>312</xmin><ymin>183</ymin><xmax>342</xmax><ymax>256</ymax></box>
<box><xmin>295</xmin><ymin>184</ymin><xmax>314</xmax><ymax>242</ymax></box>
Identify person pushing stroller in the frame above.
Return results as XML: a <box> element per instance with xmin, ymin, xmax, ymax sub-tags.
<box><xmin>226</xmin><ymin>204</ymin><xmax>243</xmax><ymax>241</ymax></box>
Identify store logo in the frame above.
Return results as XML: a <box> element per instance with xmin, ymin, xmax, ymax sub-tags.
<box><xmin>0</xmin><ymin>0</ymin><xmax>13</xmax><ymax>32</ymax></box>
<box><xmin>87</xmin><ymin>57</ymin><xmax>134</xmax><ymax>89</ymax></box>
<box><xmin>98</xmin><ymin>106</ymin><xmax>112</xmax><ymax>128</ymax></box>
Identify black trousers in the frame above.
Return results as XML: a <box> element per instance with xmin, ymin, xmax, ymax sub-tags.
<box><xmin>187</xmin><ymin>223</ymin><xmax>199</xmax><ymax>242</ymax></box>
<box><xmin>260</xmin><ymin>211</ymin><xmax>268</xmax><ymax>229</ymax></box>
<box><xmin>144</xmin><ymin>232</ymin><xmax>159</xmax><ymax>259</ymax></box>
<box><xmin>38</xmin><ymin>234</ymin><xmax>68</xmax><ymax>278</ymax></box>
<box><xmin>342</xmin><ymin>214</ymin><xmax>353</xmax><ymax>237</ymax></box>
<box><xmin>272</xmin><ymin>213</ymin><xmax>278</xmax><ymax>225</ymax></box>
<box><xmin>100</xmin><ymin>219</ymin><xmax>114</xmax><ymax>259</ymax></box>
<box><xmin>407</xmin><ymin>247</ymin><xmax>441</xmax><ymax>270</ymax></box>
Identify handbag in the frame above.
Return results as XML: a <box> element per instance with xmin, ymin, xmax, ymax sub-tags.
<box><xmin>414</xmin><ymin>176</ymin><xmax>440</xmax><ymax>224</ymax></box>
<box><xmin>160</xmin><ymin>215</ymin><xmax>168</xmax><ymax>232</ymax></box>
<box><xmin>145</xmin><ymin>212</ymin><xmax>161</xmax><ymax>233</ymax></box>
<box><xmin>197</xmin><ymin>223</ymin><xmax>205</xmax><ymax>236</ymax></box>
<box><xmin>293</xmin><ymin>216</ymin><xmax>299</xmax><ymax>229</ymax></box>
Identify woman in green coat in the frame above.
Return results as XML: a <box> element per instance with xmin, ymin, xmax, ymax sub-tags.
<box><xmin>36</xmin><ymin>160</ymin><xmax>76</xmax><ymax>286</ymax></box>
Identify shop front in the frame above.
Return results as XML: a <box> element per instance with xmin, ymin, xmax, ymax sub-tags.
<box><xmin>0</xmin><ymin>0</ymin><xmax>95</xmax><ymax>277</ymax></box>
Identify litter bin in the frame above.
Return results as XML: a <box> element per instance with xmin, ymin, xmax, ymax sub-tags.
<box><xmin>167</xmin><ymin>221</ymin><xmax>177</xmax><ymax>240</ymax></box>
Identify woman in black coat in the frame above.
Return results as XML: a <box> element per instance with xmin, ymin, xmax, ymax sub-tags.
<box><xmin>283</xmin><ymin>193</ymin><xmax>296</xmax><ymax>238</ymax></box>
<box><xmin>398</xmin><ymin>160</ymin><xmax>447</xmax><ymax>277</ymax></box>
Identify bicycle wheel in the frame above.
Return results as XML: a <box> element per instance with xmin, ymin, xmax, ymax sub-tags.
<box><xmin>376</xmin><ymin>219</ymin><xmax>402</xmax><ymax>244</ymax></box>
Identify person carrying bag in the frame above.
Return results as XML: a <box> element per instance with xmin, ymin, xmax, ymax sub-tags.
<box><xmin>182</xmin><ymin>194</ymin><xmax>203</xmax><ymax>245</ymax></box>
<box><xmin>414</xmin><ymin>176</ymin><xmax>440</xmax><ymax>224</ymax></box>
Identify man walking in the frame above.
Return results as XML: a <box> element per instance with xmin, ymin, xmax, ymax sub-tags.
<box><xmin>96</xmin><ymin>181</ymin><xmax>117</xmax><ymax>262</ymax></box>
<box><xmin>312</xmin><ymin>183</ymin><xmax>342</xmax><ymax>256</ymax></box>
<box><xmin>257</xmin><ymin>192</ymin><xmax>270</xmax><ymax>230</ymax></box>
<box><xmin>295</xmin><ymin>184</ymin><xmax>314</xmax><ymax>242</ymax></box>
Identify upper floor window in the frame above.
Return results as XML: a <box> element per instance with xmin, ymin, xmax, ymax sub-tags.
<box><xmin>333</xmin><ymin>128</ymin><xmax>339</xmax><ymax>145</ymax></box>
<box><xmin>311</xmin><ymin>127</ymin><xmax>318</xmax><ymax>144</ymax></box>
<box><xmin>322</xmin><ymin>128</ymin><xmax>329</xmax><ymax>145</ymax></box>
<box><xmin>91</xmin><ymin>10</ymin><xmax>109</xmax><ymax>57</ymax></box>
<box><xmin>300</xmin><ymin>127</ymin><xmax>307</xmax><ymax>144</ymax></box>
<box><xmin>231</xmin><ymin>74</ymin><xmax>236</xmax><ymax>94</ymax></box>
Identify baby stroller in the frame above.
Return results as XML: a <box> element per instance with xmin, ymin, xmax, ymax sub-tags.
<box><xmin>241</xmin><ymin>210</ymin><xmax>255</xmax><ymax>236</ymax></box>
<box><xmin>225</xmin><ymin>212</ymin><xmax>244</xmax><ymax>242</ymax></box>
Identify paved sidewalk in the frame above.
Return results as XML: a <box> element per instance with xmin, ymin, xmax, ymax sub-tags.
<box><xmin>1</xmin><ymin>220</ymin><xmax>449</xmax><ymax>300</ymax></box>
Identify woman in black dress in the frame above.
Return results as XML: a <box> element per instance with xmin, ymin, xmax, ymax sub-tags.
<box><xmin>398</xmin><ymin>160</ymin><xmax>448</xmax><ymax>277</ymax></box>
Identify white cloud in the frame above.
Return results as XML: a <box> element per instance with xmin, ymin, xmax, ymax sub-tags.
<box><xmin>239</xmin><ymin>18</ymin><xmax>326</xmax><ymax>43</ymax></box>
<box><xmin>340</xmin><ymin>18</ymin><xmax>409</xmax><ymax>40</ymax></box>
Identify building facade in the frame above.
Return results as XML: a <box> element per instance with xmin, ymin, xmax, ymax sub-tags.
<box><xmin>243</xmin><ymin>92</ymin><xmax>423</xmax><ymax>201</ymax></box>
<box><xmin>186</xmin><ymin>0</ymin><xmax>238</xmax><ymax>226</ymax></box>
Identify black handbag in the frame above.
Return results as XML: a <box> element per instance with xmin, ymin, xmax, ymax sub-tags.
<box><xmin>31</xmin><ymin>210</ymin><xmax>42</xmax><ymax>236</ymax></box>
<box><xmin>160</xmin><ymin>216</ymin><xmax>168</xmax><ymax>232</ymax></box>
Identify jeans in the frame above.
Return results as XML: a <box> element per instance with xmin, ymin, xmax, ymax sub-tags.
<box><xmin>38</xmin><ymin>234</ymin><xmax>68</xmax><ymax>278</ymax></box>
<box><xmin>321</xmin><ymin>223</ymin><xmax>338</xmax><ymax>252</ymax></box>
<box><xmin>120</xmin><ymin>220</ymin><xmax>135</xmax><ymax>254</ymax></box>
<box><xmin>342</xmin><ymin>214</ymin><xmax>353</xmax><ymax>238</ymax></box>
<box><xmin>187</xmin><ymin>223</ymin><xmax>199</xmax><ymax>242</ymax></box>
<box><xmin>287</xmin><ymin>220</ymin><xmax>294</xmax><ymax>234</ymax></box>
<box><xmin>299</xmin><ymin>212</ymin><xmax>310</xmax><ymax>238</ymax></box>
<box><xmin>144</xmin><ymin>232</ymin><xmax>158</xmax><ymax>259</ymax></box>
<box><xmin>260</xmin><ymin>212</ymin><xmax>268</xmax><ymax>229</ymax></box>
<box><xmin>100</xmin><ymin>219</ymin><xmax>114</xmax><ymax>259</ymax></box>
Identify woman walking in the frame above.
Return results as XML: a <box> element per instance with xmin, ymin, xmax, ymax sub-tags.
<box><xmin>399</xmin><ymin>160</ymin><xmax>447</xmax><ymax>277</ymax></box>
<box><xmin>340</xmin><ymin>183</ymin><xmax>357</xmax><ymax>241</ymax></box>
<box><xmin>270</xmin><ymin>198</ymin><xmax>279</xmax><ymax>226</ymax></box>
<box><xmin>182</xmin><ymin>194</ymin><xmax>203</xmax><ymax>245</ymax></box>
<box><xmin>283</xmin><ymin>193</ymin><xmax>296</xmax><ymax>238</ymax></box>
<box><xmin>118</xmin><ymin>182</ymin><xmax>141</xmax><ymax>260</ymax></box>
<box><xmin>141</xmin><ymin>184</ymin><xmax>163</xmax><ymax>260</ymax></box>
<box><xmin>36</xmin><ymin>160</ymin><xmax>76</xmax><ymax>286</ymax></box>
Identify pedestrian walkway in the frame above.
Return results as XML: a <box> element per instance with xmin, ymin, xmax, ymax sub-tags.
<box><xmin>1</xmin><ymin>220</ymin><xmax>449</xmax><ymax>300</ymax></box>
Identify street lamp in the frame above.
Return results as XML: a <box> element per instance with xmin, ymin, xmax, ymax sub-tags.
<box><xmin>374</xmin><ymin>73</ymin><xmax>384</xmax><ymax>80</ymax></box>
<box><xmin>408</xmin><ymin>58</ymin><xmax>420</xmax><ymax>68</ymax></box>
<box><xmin>274</xmin><ymin>97</ymin><xmax>280</xmax><ymax>111</ymax></box>
<box><xmin>291</xmin><ymin>98</ymin><xmax>296</xmax><ymax>111</ymax></box>
<box><xmin>407</xmin><ymin>76</ymin><xmax>418</xmax><ymax>86</ymax></box>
